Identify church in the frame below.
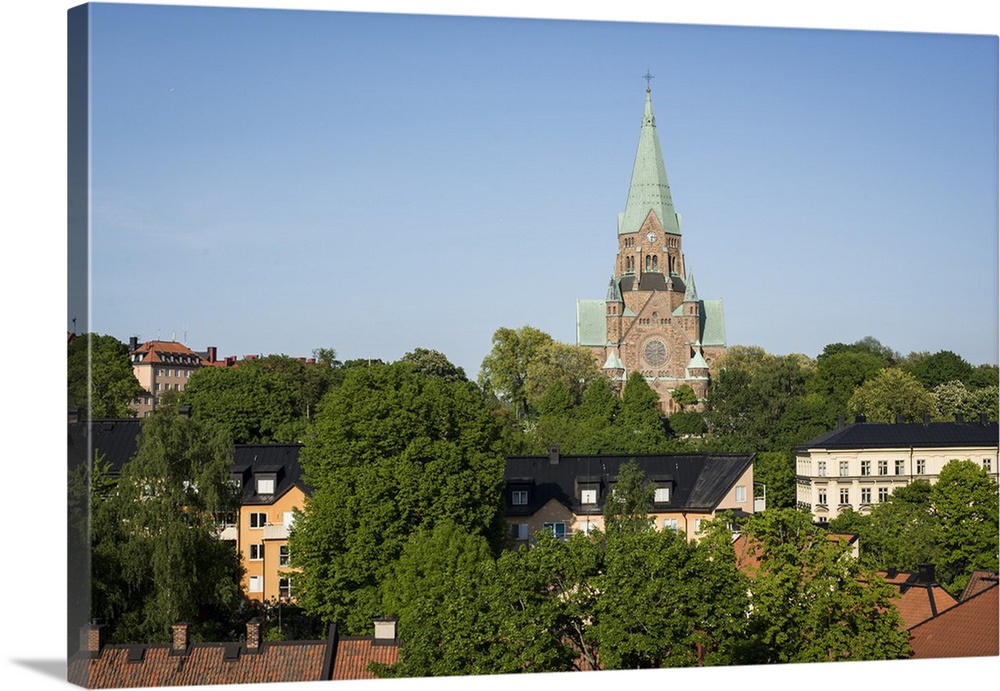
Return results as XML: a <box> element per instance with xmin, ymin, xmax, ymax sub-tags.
<box><xmin>577</xmin><ymin>84</ymin><xmax>727</xmax><ymax>414</ymax></box>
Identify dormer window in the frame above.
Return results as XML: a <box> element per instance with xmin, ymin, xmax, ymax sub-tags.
<box><xmin>256</xmin><ymin>476</ymin><xmax>275</xmax><ymax>495</ymax></box>
<box><xmin>654</xmin><ymin>487</ymin><xmax>670</xmax><ymax>503</ymax></box>
<box><xmin>511</xmin><ymin>490</ymin><xmax>528</xmax><ymax>506</ymax></box>
<box><xmin>581</xmin><ymin>489</ymin><xmax>597</xmax><ymax>505</ymax></box>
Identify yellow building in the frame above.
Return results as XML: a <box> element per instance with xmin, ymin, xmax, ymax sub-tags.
<box><xmin>224</xmin><ymin>444</ymin><xmax>309</xmax><ymax>602</ymax></box>
<box><xmin>128</xmin><ymin>338</ymin><xmax>210</xmax><ymax>416</ymax></box>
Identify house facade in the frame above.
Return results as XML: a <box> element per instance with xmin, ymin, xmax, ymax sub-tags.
<box><xmin>505</xmin><ymin>448</ymin><xmax>756</xmax><ymax>544</ymax></box>
<box><xmin>795</xmin><ymin>416</ymin><xmax>999</xmax><ymax>522</ymax></box>
<box><xmin>128</xmin><ymin>338</ymin><xmax>211</xmax><ymax>416</ymax></box>
<box><xmin>576</xmin><ymin>84</ymin><xmax>726</xmax><ymax>413</ymax></box>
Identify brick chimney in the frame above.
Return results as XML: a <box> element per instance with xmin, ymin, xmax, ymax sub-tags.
<box><xmin>246</xmin><ymin>619</ymin><xmax>261</xmax><ymax>653</ymax></box>
<box><xmin>80</xmin><ymin>620</ymin><xmax>105</xmax><ymax>657</ymax></box>
<box><xmin>917</xmin><ymin>563</ymin><xmax>936</xmax><ymax>584</ymax></box>
<box><xmin>207</xmin><ymin>346</ymin><xmax>217</xmax><ymax>363</ymax></box>
<box><xmin>548</xmin><ymin>445</ymin><xmax>560</xmax><ymax>465</ymax></box>
<box><xmin>171</xmin><ymin>623</ymin><xmax>190</xmax><ymax>655</ymax></box>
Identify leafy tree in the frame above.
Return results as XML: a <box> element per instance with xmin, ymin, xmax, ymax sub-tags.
<box><xmin>290</xmin><ymin>362</ymin><xmax>507</xmax><ymax>634</ymax></box>
<box><xmin>670</xmin><ymin>384</ymin><xmax>699</xmax><ymax>410</ymax></box>
<box><xmin>398</xmin><ymin>347</ymin><xmax>467</xmax><ymax>383</ymax></box>
<box><xmin>523</xmin><ymin>340</ymin><xmax>601</xmax><ymax>410</ymax></box>
<box><xmin>68</xmin><ymin>333</ymin><xmax>143</xmax><ymax>418</ymax></box>
<box><xmin>930</xmin><ymin>459</ymin><xmax>999</xmax><ymax>594</ymax></box>
<box><xmin>478</xmin><ymin>326</ymin><xmax>553</xmax><ymax>417</ymax></box>
<box><xmin>932</xmin><ymin>380</ymin><xmax>972</xmax><ymax>420</ymax></box>
<box><xmin>752</xmin><ymin>451</ymin><xmax>796</xmax><ymax>509</ymax></box>
<box><xmin>90</xmin><ymin>400</ymin><xmax>244</xmax><ymax>643</ymax></box>
<box><xmin>615</xmin><ymin>373</ymin><xmax>669</xmax><ymax>452</ymax></box>
<box><xmin>603</xmin><ymin>460</ymin><xmax>654</xmax><ymax>535</ymax></box>
<box><xmin>735</xmin><ymin>509</ymin><xmax>910</xmax><ymax>663</ymax></box>
<box><xmin>667</xmin><ymin>410</ymin><xmax>706</xmax><ymax>436</ymax></box>
<box><xmin>807</xmin><ymin>350</ymin><xmax>884</xmax><ymax>412</ymax></box>
<box><xmin>968</xmin><ymin>363</ymin><xmax>999</xmax><ymax>390</ymax></box>
<box><xmin>848</xmin><ymin>368</ymin><xmax>935</xmax><ymax>422</ymax></box>
<box><xmin>965</xmin><ymin>385</ymin><xmax>998</xmax><ymax>421</ymax></box>
<box><xmin>904</xmin><ymin>350</ymin><xmax>974</xmax><ymax>389</ymax></box>
<box><xmin>821</xmin><ymin>337</ymin><xmax>899</xmax><ymax>367</ymax></box>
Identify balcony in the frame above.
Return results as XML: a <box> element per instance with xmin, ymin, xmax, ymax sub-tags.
<box><xmin>218</xmin><ymin>525</ymin><xmax>237</xmax><ymax>541</ymax></box>
<box><xmin>263</xmin><ymin>523</ymin><xmax>290</xmax><ymax>540</ymax></box>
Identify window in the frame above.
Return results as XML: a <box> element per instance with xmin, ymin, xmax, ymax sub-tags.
<box><xmin>654</xmin><ymin>487</ymin><xmax>670</xmax><ymax>503</ymax></box>
<box><xmin>861</xmin><ymin>460</ymin><xmax>871</xmax><ymax>476</ymax></box>
<box><xmin>580</xmin><ymin>489</ymin><xmax>597</xmax><ymax>505</ymax></box>
<box><xmin>878</xmin><ymin>487</ymin><xmax>890</xmax><ymax>502</ymax></box>
<box><xmin>839</xmin><ymin>487</ymin><xmax>850</xmax><ymax>505</ymax></box>
<box><xmin>985</xmin><ymin>459</ymin><xmax>993</xmax><ymax>473</ymax></box>
<box><xmin>839</xmin><ymin>461</ymin><xmax>849</xmax><ymax>477</ymax></box>
<box><xmin>895</xmin><ymin>460</ymin><xmax>905</xmax><ymax>475</ymax></box>
<box><xmin>509</xmin><ymin>523</ymin><xmax>529</xmax><ymax>540</ymax></box>
<box><xmin>735</xmin><ymin>486</ymin><xmax>747</xmax><ymax>503</ymax></box>
<box><xmin>694</xmin><ymin>518</ymin><xmax>703</xmax><ymax>534</ymax></box>
<box><xmin>511</xmin><ymin>490</ymin><xmax>528</xmax><ymax>506</ymax></box>
<box><xmin>279</xmin><ymin>545</ymin><xmax>290</xmax><ymax>566</ymax></box>
<box><xmin>817</xmin><ymin>461</ymin><xmax>826</xmax><ymax>477</ymax></box>
<box><xmin>248</xmin><ymin>576</ymin><xmax>263</xmax><ymax>593</ymax></box>
<box><xmin>249</xmin><ymin>544</ymin><xmax>264</xmax><ymax>561</ymax></box>
<box><xmin>255</xmin><ymin>478</ymin><xmax>275</xmax><ymax>495</ymax></box>
<box><xmin>662</xmin><ymin>518</ymin><xmax>678</xmax><ymax>531</ymax></box>
<box><xmin>279</xmin><ymin>577</ymin><xmax>291</xmax><ymax>600</ymax></box>
<box><xmin>916</xmin><ymin>459</ymin><xmax>926</xmax><ymax>474</ymax></box>
<box><xmin>543</xmin><ymin>522</ymin><xmax>567</xmax><ymax>539</ymax></box>
<box><xmin>878</xmin><ymin>460</ymin><xmax>888</xmax><ymax>476</ymax></box>
<box><xmin>250</xmin><ymin>512</ymin><xmax>267</xmax><ymax>528</ymax></box>
<box><xmin>817</xmin><ymin>487</ymin><xmax>827</xmax><ymax>505</ymax></box>
<box><xmin>861</xmin><ymin>487</ymin><xmax>872</xmax><ymax>504</ymax></box>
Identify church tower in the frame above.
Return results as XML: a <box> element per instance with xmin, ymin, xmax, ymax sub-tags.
<box><xmin>576</xmin><ymin>82</ymin><xmax>727</xmax><ymax>414</ymax></box>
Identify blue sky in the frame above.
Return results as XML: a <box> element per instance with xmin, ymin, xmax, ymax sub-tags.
<box><xmin>78</xmin><ymin>4</ymin><xmax>999</xmax><ymax>376</ymax></box>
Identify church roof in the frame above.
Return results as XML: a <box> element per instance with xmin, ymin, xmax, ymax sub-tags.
<box><xmin>618</xmin><ymin>88</ymin><xmax>680</xmax><ymax>236</ymax></box>
<box><xmin>701</xmin><ymin>299</ymin><xmax>726</xmax><ymax>346</ymax></box>
<box><xmin>576</xmin><ymin>299</ymin><xmax>608</xmax><ymax>346</ymax></box>
<box><xmin>687</xmin><ymin>351</ymin><xmax>709</xmax><ymax>371</ymax></box>
<box><xmin>605</xmin><ymin>275</ymin><xmax>622</xmax><ymax>302</ymax></box>
<box><xmin>683</xmin><ymin>272</ymin><xmax>699</xmax><ymax>302</ymax></box>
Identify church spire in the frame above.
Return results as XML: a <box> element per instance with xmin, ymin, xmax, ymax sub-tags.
<box><xmin>619</xmin><ymin>84</ymin><xmax>680</xmax><ymax>237</ymax></box>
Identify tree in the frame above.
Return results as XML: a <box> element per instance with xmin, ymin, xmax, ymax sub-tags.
<box><xmin>615</xmin><ymin>373</ymin><xmax>669</xmax><ymax>452</ymax></box>
<box><xmin>290</xmin><ymin>362</ymin><xmax>507</xmax><ymax>634</ymax></box>
<box><xmin>68</xmin><ymin>333</ymin><xmax>143</xmax><ymax>418</ymax></box>
<box><xmin>670</xmin><ymin>384</ymin><xmax>699</xmax><ymax>411</ymax></box>
<box><xmin>904</xmin><ymin>350</ymin><xmax>974</xmax><ymax>389</ymax></box>
<box><xmin>848</xmin><ymin>368</ymin><xmax>935</xmax><ymax>422</ymax></box>
<box><xmin>523</xmin><ymin>340</ymin><xmax>601</xmax><ymax>410</ymax></box>
<box><xmin>807</xmin><ymin>349</ymin><xmax>884</xmax><ymax>412</ymax></box>
<box><xmin>398</xmin><ymin>348</ymin><xmax>467</xmax><ymax>383</ymax></box>
<box><xmin>752</xmin><ymin>451</ymin><xmax>796</xmax><ymax>509</ymax></box>
<box><xmin>478</xmin><ymin>326</ymin><xmax>553</xmax><ymax>418</ymax></box>
<box><xmin>602</xmin><ymin>460</ymin><xmax>654</xmax><ymax>535</ymax></box>
<box><xmin>90</xmin><ymin>400</ymin><xmax>244</xmax><ymax>643</ymax></box>
<box><xmin>930</xmin><ymin>460</ymin><xmax>999</xmax><ymax>594</ymax></box>
<box><xmin>735</xmin><ymin>509</ymin><xmax>910</xmax><ymax>664</ymax></box>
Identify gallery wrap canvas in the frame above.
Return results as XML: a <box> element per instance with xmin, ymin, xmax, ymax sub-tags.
<box><xmin>63</xmin><ymin>2</ymin><xmax>998</xmax><ymax>690</ymax></box>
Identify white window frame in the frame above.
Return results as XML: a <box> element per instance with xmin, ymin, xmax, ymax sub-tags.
<box><xmin>985</xmin><ymin>458</ymin><xmax>993</xmax><ymax>473</ymax></box>
<box><xmin>250</xmin><ymin>512</ymin><xmax>267</xmax><ymax>528</ymax></box>
<box><xmin>817</xmin><ymin>461</ymin><xmax>826</xmax><ymax>477</ymax></box>
<box><xmin>249</xmin><ymin>543</ymin><xmax>264</xmax><ymax>561</ymax></box>
<box><xmin>580</xmin><ymin>488</ymin><xmax>598</xmax><ymax>505</ymax></box>
<box><xmin>839</xmin><ymin>461</ymin><xmax>849</xmax><ymax>477</ymax></box>
<box><xmin>878</xmin><ymin>460</ymin><xmax>888</xmax><ymax>476</ymax></box>
<box><xmin>279</xmin><ymin>544</ymin><xmax>290</xmax><ymax>566</ymax></box>
<box><xmin>916</xmin><ymin>459</ymin><xmax>926</xmax><ymax>474</ymax></box>
<box><xmin>734</xmin><ymin>486</ymin><xmax>746</xmax><ymax>503</ymax></box>
<box><xmin>878</xmin><ymin>486</ymin><xmax>890</xmax><ymax>502</ymax></box>
<box><xmin>543</xmin><ymin>522</ymin><xmax>567</xmax><ymax>539</ymax></box>
<box><xmin>256</xmin><ymin>478</ymin><xmax>275</xmax><ymax>494</ymax></box>
<box><xmin>817</xmin><ymin>487</ymin><xmax>827</xmax><ymax>505</ymax></box>
<box><xmin>662</xmin><ymin>517</ymin><xmax>678</xmax><ymax>531</ymax></box>
<box><xmin>861</xmin><ymin>487</ymin><xmax>872</xmax><ymax>504</ymax></box>
<box><xmin>694</xmin><ymin>518</ymin><xmax>704</xmax><ymax>534</ymax></box>
<box><xmin>895</xmin><ymin>459</ymin><xmax>905</xmax><ymax>475</ymax></box>
<box><xmin>861</xmin><ymin>460</ymin><xmax>871</xmax><ymax>476</ymax></box>
<box><xmin>654</xmin><ymin>487</ymin><xmax>670</xmax><ymax>503</ymax></box>
<box><xmin>839</xmin><ymin>486</ymin><xmax>850</xmax><ymax>505</ymax></box>
<box><xmin>248</xmin><ymin>575</ymin><xmax>263</xmax><ymax>593</ymax></box>
<box><xmin>279</xmin><ymin>577</ymin><xmax>292</xmax><ymax>600</ymax></box>
<box><xmin>511</xmin><ymin>490</ymin><xmax>528</xmax><ymax>506</ymax></box>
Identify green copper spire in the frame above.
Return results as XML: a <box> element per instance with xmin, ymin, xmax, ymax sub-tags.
<box><xmin>618</xmin><ymin>87</ymin><xmax>680</xmax><ymax>236</ymax></box>
<box><xmin>683</xmin><ymin>271</ymin><xmax>698</xmax><ymax>301</ymax></box>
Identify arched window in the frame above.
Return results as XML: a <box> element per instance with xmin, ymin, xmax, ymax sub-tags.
<box><xmin>651</xmin><ymin>255</ymin><xmax>658</xmax><ymax>271</ymax></box>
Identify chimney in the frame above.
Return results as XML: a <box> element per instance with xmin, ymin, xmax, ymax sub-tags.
<box><xmin>129</xmin><ymin>336</ymin><xmax>138</xmax><ymax>353</ymax></box>
<box><xmin>245</xmin><ymin>619</ymin><xmax>261</xmax><ymax>653</ymax></box>
<box><xmin>955</xmin><ymin>413</ymin><xmax>964</xmax><ymax>424</ymax></box>
<box><xmin>923</xmin><ymin>413</ymin><xmax>931</xmax><ymax>425</ymax></box>
<box><xmin>171</xmin><ymin>623</ymin><xmax>190</xmax><ymax>655</ymax></box>
<box><xmin>207</xmin><ymin>346</ymin><xmax>217</xmax><ymax>363</ymax></box>
<box><xmin>895</xmin><ymin>413</ymin><xmax>905</xmax><ymax>424</ymax></box>
<box><xmin>980</xmin><ymin>413</ymin><xmax>989</xmax><ymax>425</ymax></box>
<box><xmin>80</xmin><ymin>620</ymin><xmax>105</xmax><ymax>656</ymax></box>
<box><xmin>917</xmin><ymin>563</ymin><xmax>936</xmax><ymax>584</ymax></box>
<box><xmin>886</xmin><ymin>567</ymin><xmax>898</xmax><ymax>579</ymax></box>
<box><xmin>373</xmin><ymin>617</ymin><xmax>398</xmax><ymax>645</ymax></box>
<box><xmin>837</xmin><ymin>414</ymin><xmax>845</xmax><ymax>429</ymax></box>
<box><xmin>549</xmin><ymin>445</ymin><xmax>560</xmax><ymax>465</ymax></box>
<box><xmin>855</xmin><ymin>413</ymin><xmax>866</xmax><ymax>424</ymax></box>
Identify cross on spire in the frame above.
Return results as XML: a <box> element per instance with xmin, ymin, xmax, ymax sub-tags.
<box><xmin>642</xmin><ymin>69</ymin><xmax>654</xmax><ymax>91</ymax></box>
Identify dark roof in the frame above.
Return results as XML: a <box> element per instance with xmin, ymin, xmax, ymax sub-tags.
<box><xmin>504</xmin><ymin>452</ymin><xmax>754</xmax><ymax>516</ymax></box>
<box><xmin>795</xmin><ymin>420</ymin><xmax>998</xmax><ymax>452</ymax></box>
<box><xmin>68</xmin><ymin>419</ymin><xmax>142</xmax><ymax>476</ymax></box>
<box><xmin>619</xmin><ymin>273</ymin><xmax>685</xmax><ymax>293</ymax></box>
<box><xmin>232</xmin><ymin>444</ymin><xmax>310</xmax><ymax>505</ymax></box>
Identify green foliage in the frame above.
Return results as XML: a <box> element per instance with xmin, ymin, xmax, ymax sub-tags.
<box><xmin>90</xmin><ymin>402</ymin><xmax>244</xmax><ymax>643</ymax></box>
<box><xmin>398</xmin><ymin>347</ymin><xmax>467</xmax><ymax>383</ymax></box>
<box><xmin>182</xmin><ymin>354</ymin><xmax>336</xmax><ymax>443</ymax></box>
<box><xmin>670</xmin><ymin>384</ymin><xmax>699</xmax><ymax>410</ymax></box>
<box><xmin>523</xmin><ymin>340</ymin><xmax>601</xmax><ymax>410</ymax></box>
<box><xmin>617</xmin><ymin>373</ymin><xmax>669</xmax><ymax>451</ymax></box>
<box><xmin>68</xmin><ymin>333</ymin><xmax>143</xmax><ymax>418</ymax></box>
<box><xmin>602</xmin><ymin>460</ymin><xmax>654</xmax><ymax>535</ymax></box>
<box><xmin>808</xmin><ymin>350</ymin><xmax>884</xmax><ymax>412</ymax></box>
<box><xmin>290</xmin><ymin>362</ymin><xmax>507</xmax><ymax>634</ymax></box>
<box><xmin>930</xmin><ymin>460</ymin><xmax>999</xmax><ymax>593</ymax></box>
<box><xmin>736</xmin><ymin>509</ymin><xmax>910</xmax><ymax>663</ymax></box>
<box><xmin>968</xmin><ymin>363</ymin><xmax>999</xmax><ymax>390</ymax></box>
<box><xmin>904</xmin><ymin>350</ymin><xmax>974</xmax><ymax>389</ymax></box>
<box><xmin>667</xmin><ymin>410</ymin><xmax>706</xmax><ymax>436</ymax></box>
<box><xmin>478</xmin><ymin>326</ymin><xmax>553</xmax><ymax>417</ymax></box>
<box><xmin>752</xmin><ymin>452</ymin><xmax>796</xmax><ymax>509</ymax></box>
<box><xmin>848</xmin><ymin>368</ymin><xmax>935</xmax><ymax>423</ymax></box>
<box><xmin>821</xmin><ymin>337</ymin><xmax>899</xmax><ymax>367</ymax></box>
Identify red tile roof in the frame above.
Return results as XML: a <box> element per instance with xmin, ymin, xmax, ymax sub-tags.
<box><xmin>908</xmin><ymin>584</ymin><xmax>999</xmax><ymax>659</ymax></box>
<box><xmin>332</xmin><ymin>638</ymin><xmax>399</xmax><ymax>680</ymax></box>
<box><xmin>877</xmin><ymin>571</ymin><xmax>959</xmax><ymax>630</ymax></box>
<box><xmin>133</xmin><ymin>340</ymin><xmax>209</xmax><ymax>366</ymax></box>
<box><xmin>960</xmin><ymin>570</ymin><xmax>1000</xmax><ymax>601</ymax></box>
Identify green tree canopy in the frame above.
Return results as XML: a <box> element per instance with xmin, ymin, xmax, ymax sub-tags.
<box><xmin>90</xmin><ymin>401</ymin><xmax>243</xmax><ymax>643</ymax></box>
<box><xmin>848</xmin><ymin>367</ymin><xmax>935</xmax><ymax>423</ymax></box>
<box><xmin>68</xmin><ymin>333</ymin><xmax>143</xmax><ymax>418</ymax></box>
<box><xmin>290</xmin><ymin>362</ymin><xmax>507</xmax><ymax>634</ymax></box>
<box><xmin>478</xmin><ymin>325</ymin><xmax>553</xmax><ymax>417</ymax></box>
<box><xmin>398</xmin><ymin>347</ymin><xmax>467</xmax><ymax>383</ymax></box>
<box><xmin>904</xmin><ymin>349</ymin><xmax>974</xmax><ymax>389</ymax></box>
<box><xmin>602</xmin><ymin>460</ymin><xmax>654</xmax><ymax>535</ymax></box>
<box><xmin>670</xmin><ymin>383</ymin><xmax>699</xmax><ymax>410</ymax></box>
